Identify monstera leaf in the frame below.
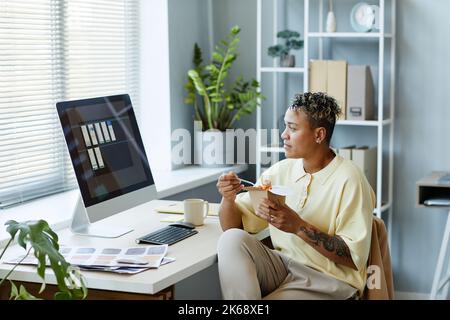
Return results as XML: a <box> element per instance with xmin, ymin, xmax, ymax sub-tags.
<box><xmin>0</xmin><ymin>220</ymin><xmax>87</xmax><ymax>300</ymax></box>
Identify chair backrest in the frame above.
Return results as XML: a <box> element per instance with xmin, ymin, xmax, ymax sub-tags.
<box><xmin>362</xmin><ymin>217</ymin><xmax>394</xmax><ymax>300</ymax></box>
<box><xmin>259</xmin><ymin>218</ymin><xmax>394</xmax><ymax>299</ymax></box>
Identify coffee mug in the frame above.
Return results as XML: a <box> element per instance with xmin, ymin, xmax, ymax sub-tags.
<box><xmin>183</xmin><ymin>199</ymin><xmax>209</xmax><ymax>226</ymax></box>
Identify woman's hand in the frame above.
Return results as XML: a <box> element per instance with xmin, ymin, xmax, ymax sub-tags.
<box><xmin>216</xmin><ymin>171</ymin><xmax>244</xmax><ymax>201</ymax></box>
<box><xmin>256</xmin><ymin>198</ymin><xmax>302</xmax><ymax>234</ymax></box>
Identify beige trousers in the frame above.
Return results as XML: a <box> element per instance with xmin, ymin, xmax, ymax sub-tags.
<box><xmin>217</xmin><ymin>228</ymin><xmax>358</xmax><ymax>300</ymax></box>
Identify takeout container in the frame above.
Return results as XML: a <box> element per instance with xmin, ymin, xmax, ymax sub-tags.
<box><xmin>244</xmin><ymin>186</ymin><xmax>292</xmax><ymax>212</ymax></box>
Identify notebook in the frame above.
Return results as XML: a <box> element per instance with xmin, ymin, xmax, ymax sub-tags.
<box><xmin>155</xmin><ymin>202</ymin><xmax>220</xmax><ymax>216</ymax></box>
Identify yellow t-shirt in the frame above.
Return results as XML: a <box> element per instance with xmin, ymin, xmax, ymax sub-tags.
<box><xmin>235</xmin><ymin>155</ymin><xmax>375</xmax><ymax>293</ymax></box>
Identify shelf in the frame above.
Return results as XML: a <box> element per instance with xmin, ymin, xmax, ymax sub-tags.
<box><xmin>260</xmin><ymin>67</ymin><xmax>305</xmax><ymax>73</ymax></box>
<box><xmin>308</xmin><ymin>32</ymin><xmax>393</xmax><ymax>38</ymax></box>
<box><xmin>336</xmin><ymin>119</ymin><xmax>392</xmax><ymax>126</ymax></box>
<box><xmin>378</xmin><ymin>202</ymin><xmax>391</xmax><ymax>213</ymax></box>
<box><xmin>256</xmin><ymin>0</ymin><xmax>396</xmax><ymax>230</ymax></box>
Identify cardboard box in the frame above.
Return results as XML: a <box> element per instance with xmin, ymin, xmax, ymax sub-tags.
<box><xmin>309</xmin><ymin>60</ymin><xmax>327</xmax><ymax>93</ymax></box>
<box><xmin>309</xmin><ymin>60</ymin><xmax>348</xmax><ymax>120</ymax></box>
<box><xmin>337</xmin><ymin>145</ymin><xmax>356</xmax><ymax>161</ymax></box>
<box><xmin>347</xmin><ymin>65</ymin><xmax>374</xmax><ymax>120</ymax></box>
<box><xmin>327</xmin><ymin>60</ymin><xmax>347</xmax><ymax>120</ymax></box>
<box><xmin>352</xmin><ymin>146</ymin><xmax>377</xmax><ymax>191</ymax></box>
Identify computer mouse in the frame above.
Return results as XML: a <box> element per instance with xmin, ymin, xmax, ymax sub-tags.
<box><xmin>169</xmin><ymin>222</ymin><xmax>196</xmax><ymax>229</ymax></box>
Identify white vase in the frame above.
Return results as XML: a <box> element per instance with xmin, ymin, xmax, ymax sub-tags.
<box><xmin>326</xmin><ymin>11</ymin><xmax>336</xmax><ymax>32</ymax></box>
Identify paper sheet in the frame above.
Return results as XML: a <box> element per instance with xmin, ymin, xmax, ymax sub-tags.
<box><xmin>4</xmin><ymin>245</ymin><xmax>169</xmax><ymax>271</ymax></box>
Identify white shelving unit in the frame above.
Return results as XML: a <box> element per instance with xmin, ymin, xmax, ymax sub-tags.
<box><xmin>256</xmin><ymin>0</ymin><xmax>396</xmax><ymax>235</ymax></box>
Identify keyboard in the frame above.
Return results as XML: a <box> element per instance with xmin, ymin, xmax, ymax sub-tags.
<box><xmin>136</xmin><ymin>226</ymin><xmax>198</xmax><ymax>246</ymax></box>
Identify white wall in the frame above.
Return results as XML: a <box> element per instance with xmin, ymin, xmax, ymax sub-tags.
<box><xmin>168</xmin><ymin>0</ymin><xmax>211</xmax><ymax>168</ymax></box>
<box><xmin>140</xmin><ymin>0</ymin><xmax>172</xmax><ymax>172</ymax></box>
<box><xmin>392</xmin><ymin>0</ymin><xmax>450</xmax><ymax>294</ymax></box>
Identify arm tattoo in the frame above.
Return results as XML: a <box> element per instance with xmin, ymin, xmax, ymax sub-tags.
<box><xmin>299</xmin><ymin>226</ymin><xmax>352</xmax><ymax>259</ymax></box>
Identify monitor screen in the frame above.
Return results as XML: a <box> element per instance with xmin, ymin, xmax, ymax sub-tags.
<box><xmin>56</xmin><ymin>94</ymin><xmax>154</xmax><ymax>208</ymax></box>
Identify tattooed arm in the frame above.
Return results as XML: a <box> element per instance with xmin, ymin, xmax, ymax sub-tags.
<box><xmin>296</xmin><ymin>220</ymin><xmax>357</xmax><ymax>270</ymax></box>
<box><xmin>256</xmin><ymin>199</ymin><xmax>358</xmax><ymax>270</ymax></box>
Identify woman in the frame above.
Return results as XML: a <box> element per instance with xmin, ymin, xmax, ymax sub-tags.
<box><xmin>216</xmin><ymin>92</ymin><xmax>375</xmax><ymax>299</ymax></box>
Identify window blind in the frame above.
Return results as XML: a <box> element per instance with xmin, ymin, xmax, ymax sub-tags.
<box><xmin>0</xmin><ymin>0</ymin><xmax>140</xmax><ymax>208</ymax></box>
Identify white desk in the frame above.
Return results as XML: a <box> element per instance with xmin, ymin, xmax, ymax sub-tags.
<box><xmin>0</xmin><ymin>200</ymin><xmax>224</xmax><ymax>298</ymax></box>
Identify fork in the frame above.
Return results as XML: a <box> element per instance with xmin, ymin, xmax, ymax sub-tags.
<box><xmin>239</xmin><ymin>178</ymin><xmax>255</xmax><ymax>186</ymax></box>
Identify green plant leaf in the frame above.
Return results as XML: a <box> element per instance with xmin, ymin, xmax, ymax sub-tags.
<box><xmin>187</xmin><ymin>70</ymin><xmax>213</xmax><ymax>128</ymax></box>
<box><xmin>268</xmin><ymin>45</ymin><xmax>283</xmax><ymax>57</ymax></box>
<box><xmin>184</xmin><ymin>92</ymin><xmax>196</xmax><ymax>105</ymax></box>
<box><xmin>277</xmin><ymin>29</ymin><xmax>300</xmax><ymax>39</ymax></box>
<box><xmin>188</xmin><ymin>70</ymin><xmax>207</xmax><ymax>96</ymax></box>
<box><xmin>9</xmin><ymin>283</ymin><xmax>40</xmax><ymax>300</ymax></box>
<box><xmin>212</xmin><ymin>52</ymin><xmax>224</xmax><ymax>63</ymax></box>
<box><xmin>3</xmin><ymin>220</ymin><xmax>87</xmax><ymax>300</ymax></box>
<box><xmin>193</xmin><ymin>43</ymin><xmax>203</xmax><ymax>67</ymax></box>
<box><xmin>9</xmin><ymin>281</ymin><xmax>19</xmax><ymax>299</ymax></box>
<box><xmin>184</xmin><ymin>25</ymin><xmax>262</xmax><ymax>130</ymax></box>
<box><xmin>290</xmin><ymin>39</ymin><xmax>304</xmax><ymax>49</ymax></box>
<box><xmin>54</xmin><ymin>292</ymin><xmax>71</xmax><ymax>300</ymax></box>
<box><xmin>230</xmin><ymin>25</ymin><xmax>241</xmax><ymax>35</ymax></box>
<box><xmin>215</xmin><ymin>46</ymin><xmax>226</xmax><ymax>55</ymax></box>
<box><xmin>268</xmin><ymin>30</ymin><xmax>303</xmax><ymax>57</ymax></box>
<box><xmin>230</xmin><ymin>37</ymin><xmax>240</xmax><ymax>47</ymax></box>
<box><xmin>205</xmin><ymin>64</ymin><xmax>219</xmax><ymax>75</ymax></box>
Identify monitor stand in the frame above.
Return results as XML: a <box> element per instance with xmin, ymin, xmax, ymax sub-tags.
<box><xmin>71</xmin><ymin>196</ymin><xmax>133</xmax><ymax>238</ymax></box>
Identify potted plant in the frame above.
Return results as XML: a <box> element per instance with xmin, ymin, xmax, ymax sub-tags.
<box><xmin>0</xmin><ymin>220</ymin><xmax>87</xmax><ymax>300</ymax></box>
<box><xmin>267</xmin><ymin>30</ymin><xmax>304</xmax><ymax>67</ymax></box>
<box><xmin>185</xmin><ymin>25</ymin><xmax>264</xmax><ymax>167</ymax></box>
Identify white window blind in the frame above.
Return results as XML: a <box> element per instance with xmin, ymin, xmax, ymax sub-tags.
<box><xmin>0</xmin><ymin>0</ymin><xmax>140</xmax><ymax>208</ymax></box>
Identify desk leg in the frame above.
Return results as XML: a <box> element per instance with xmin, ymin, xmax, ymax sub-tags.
<box><xmin>430</xmin><ymin>209</ymin><xmax>450</xmax><ymax>300</ymax></box>
<box><xmin>440</xmin><ymin>264</ymin><xmax>450</xmax><ymax>299</ymax></box>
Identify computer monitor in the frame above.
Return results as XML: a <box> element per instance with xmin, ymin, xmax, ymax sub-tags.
<box><xmin>56</xmin><ymin>94</ymin><xmax>157</xmax><ymax>238</ymax></box>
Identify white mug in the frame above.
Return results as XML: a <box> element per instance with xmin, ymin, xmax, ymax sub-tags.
<box><xmin>183</xmin><ymin>199</ymin><xmax>209</xmax><ymax>226</ymax></box>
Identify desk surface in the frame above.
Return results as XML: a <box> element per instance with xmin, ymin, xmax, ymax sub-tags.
<box><xmin>417</xmin><ymin>171</ymin><xmax>450</xmax><ymax>187</ymax></box>
<box><xmin>0</xmin><ymin>200</ymin><xmax>224</xmax><ymax>295</ymax></box>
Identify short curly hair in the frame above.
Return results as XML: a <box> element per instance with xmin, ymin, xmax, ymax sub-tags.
<box><xmin>288</xmin><ymin>92</ymin><xmax>341</xmax><ymax>144</ymax></box>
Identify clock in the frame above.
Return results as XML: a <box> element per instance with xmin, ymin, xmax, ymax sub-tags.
<box><xmin>350</xmin><ymin>2</ymin><xmax>379</xmax><ymax>32</ymax></box>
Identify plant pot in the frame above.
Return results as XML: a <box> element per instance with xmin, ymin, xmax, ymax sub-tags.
<box><xmin>281</xmin><ymin>54</ymin><xmax>295</xmax><ymax>67</ymax></box>
<box><xmin>194</xmin><ymin>130</ymin><xmax>235</xmax><ymax>167</ymax></box>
